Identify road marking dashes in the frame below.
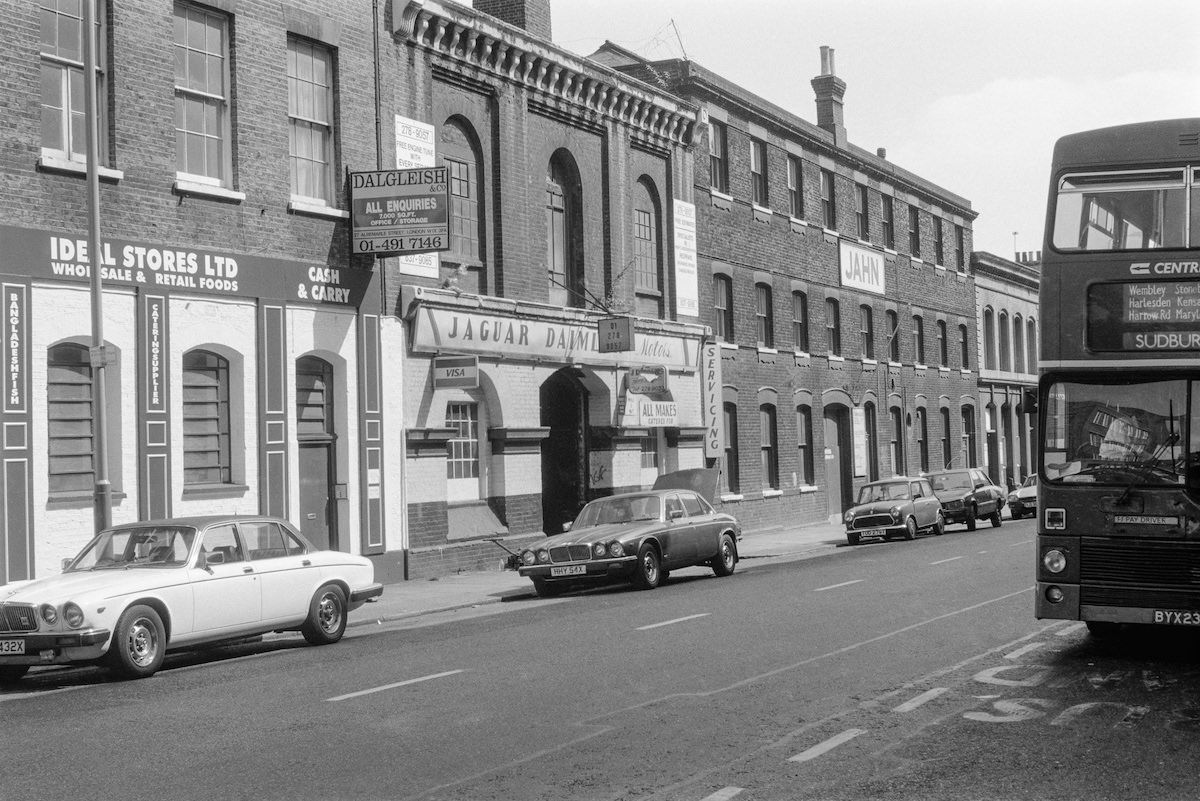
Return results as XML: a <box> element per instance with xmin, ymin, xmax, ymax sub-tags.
<box><xmin>699</xmin><ymin>788</ymin><xmax>744</xmax><ymax>801</ymax></box>
<box><xmin>1004</xmin><ymin>642</ymin><xmax>1045</xmax><ymax>660</ymax></box>
<box><xmin>789</xmin><ymin>728</ymin><xmax>867</xmax><ymax>762</ymax></box>
<box><xmin>637</xmin><ymin>613</ymin><xmax>710</xmax><ymax>631</ymax></box>
<box><xmin>813</xmin><ymin>579</ymin><xmax>864</xmax><ymax>592</ymax></box>
<box><xmin>930</xmin><ymin>556</ymin><xmax>963</xmax><ymax>565</ymax></box>
<box><xmin>892</xmin><ymin>687</ymin><xmax>949</xmax><ymax>713</ymax></box>
<box><xmin>326</xmin><ymin>669</ymin><xmax>464</xmax><ymax>701</ymax></box>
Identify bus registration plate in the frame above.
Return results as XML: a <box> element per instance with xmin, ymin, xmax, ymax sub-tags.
<box><xmin>1154</xmin><ymin>610</ymin><xmax>1200</xmax><ymax>626</ymax></box>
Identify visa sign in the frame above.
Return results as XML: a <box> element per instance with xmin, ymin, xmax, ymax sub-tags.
<box><xmin>432</xmin><ymin>355</ymin><xmax>478</xmax><ymax>389</ymax></box>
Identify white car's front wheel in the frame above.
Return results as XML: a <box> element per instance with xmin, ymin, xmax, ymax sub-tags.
<box><xmin>108</xmin><ymin>604</ymin><xmax>165</xmax><ymax>680</ymax></box>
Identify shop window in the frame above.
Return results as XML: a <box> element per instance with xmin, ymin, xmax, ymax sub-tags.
<box><xmin>40</xmin><ymin>0</ymin><xmax>107</xmax><ymax>164</ymax></box>
<box><xmin>47</xmin><ymin>343</ymin><xmax>95</xmax><ymax>494</ymax></box>
<box><xmin>296</xmin><ymin>356</ymin><xmax>333</xmax><ymax>438</ymax></box>
<box><xmin>446</xmin><ymin>402</ymin><xmax>479</xmax><ymax>480</ymax></box>
<box><xmin>182</xmin><ymin>349</ymin><xmax>231</xmax><ymax>485</ymax></box>
<box><xmin>174</xmin><ymin>3</ymin><xmax>232</xmax><ymax>186</ymax></box>
<box><xmin>287</xmin><ymin>37</ymin><xmax>335</xmax><ymax>206</ymax></box>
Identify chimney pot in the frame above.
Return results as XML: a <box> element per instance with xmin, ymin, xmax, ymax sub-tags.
<box><xmin>876</xmin><ymin>147</ymin><xmax>887</xmax><ymax>159</ymax></box>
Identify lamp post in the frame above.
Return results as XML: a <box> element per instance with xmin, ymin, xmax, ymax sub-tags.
<box><xmin>82</xmin><ymin>0</ymin><xmax>112</xmax><ymax>532</ymax></box>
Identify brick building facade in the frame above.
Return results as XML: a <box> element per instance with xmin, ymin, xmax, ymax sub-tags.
<box><xmin>382</xmin><ymin>0</ymin><xmax>705</xmax><ymax>578</ymax></box>
<box><xmin>0</xmin><ymin>0</ymin><xmax>393</xmax><ymax>582</ymax></box>
<box><xmin>594</xmin><ymin>44</ymin><xmax>984</xmax><ymax>531</ymax></box>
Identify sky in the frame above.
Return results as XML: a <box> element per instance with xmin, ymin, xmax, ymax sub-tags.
<box><xmin>543</xmin><ymin>0</ymin><xmax>1200</xmax><ymax>260</ymax></box>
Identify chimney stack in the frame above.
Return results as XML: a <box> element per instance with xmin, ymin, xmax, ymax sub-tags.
<box><xmin>811</xmin><ymin>46</ymin><xmax>847</xmax><ymax>149</ymax></box>
<box><xmin>474</xmin><ymin>0</ymin><xmax>553</xmax><ymax>40</ymax></box>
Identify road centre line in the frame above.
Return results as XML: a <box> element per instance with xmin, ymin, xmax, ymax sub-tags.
<box><xmin>326</xmin><ymin>669</ymin><xmax>464</xmax><ymax>702</ymax></box>
<box><xmin>638</xmin><ymin>613</ymin><xmax>711</xmax><ymax>630</ymax></box>
<box><xmin>892</xmin><ymin>687</ymin><xmax>949</xmax><ymax>713</ymax></box>
<box><xmin>930</xmin><ymin>556</ymin><xmax>964</xmax><ymax>565</ymax></box>
<box><xmin>813</xmin><ymin>579</ymin><xmax>864</xmax><ymax>592</ymax></box>
<box><xmin>789</xmin><ymin>728</ymin><xmax>867</xmax><ymax>762</ymax></box>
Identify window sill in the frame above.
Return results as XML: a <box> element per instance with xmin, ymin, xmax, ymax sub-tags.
<box><xmin>182</xmin><ymin>483</ymin><xmax>249</xmax><ymax>498</ymax></box>
<box><xmin>799</xmin><ymin>484</ymin><xmax>818</xmax><ymax>493</ymax></box>
<box><xmin>38</xmin><ymin>154</ymin><xmax>124</xmax><ymax>182</ymax></box>
<box><xmin>709</xmin><ymin>189</ymin><xmax>733</xmax><ymax>211</ymax></box>
<box><xmin>720</xmin><ymin>493</ymin><xmax>744</xmax><ymax>503</ymax></box>
<box><xmin>47</xmin><ymin>490</ymin><xmax>128</xmax><ymax>507</ymax></box>
<box><xmin>719</xmin><ymin>341</ymin><xmax>739</xmax><ymax>351</ymax></box>
<box><xmin>762</xmin><ymin>489</ymin><xmax>783</xmax><ymax>498</ymax></box>
<box><xmin>289</xmin><ymin>198</ymin><xmax>348</xmax><ymax>220</ymax></box>
<box><xmin>173</xmin><ymin>179</ymin><xmax>246</xmax><ymax>204</ymax></box>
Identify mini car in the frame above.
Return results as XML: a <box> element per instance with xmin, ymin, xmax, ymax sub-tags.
<box><xmin>518</xmin><ymin>479</ymin><xmax>741</xmax><ymax>597</ymax></box>
<box><xmin>843</xmin><ymin>476</ymin><xmax>945</xmax><ymax>546</ymax></box>
<box><xmin>926</xmin><ymin>468</ymin><xmax>1006</xmax><ymax>530</ymax></box>
<box><xmin>1007</xmin><ymin>475</ymin><xmax>1038</xmax><ymax>519</ymax></box>
<box><xmin>0</xmin><ymin>515</ymin><xmax>383</xmax><ymax>684</ymax></box>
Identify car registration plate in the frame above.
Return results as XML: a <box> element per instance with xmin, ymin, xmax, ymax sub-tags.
<box><xmin>0</xmin><ymin>639</ymin><xmax>25</xmax><ymax>655</ymax></box>
<box><xmin>865</xmin><ymin>528</ymin><xmax>885</xmax><ymax>537</ymax></box>
<box><xmin>1154</xmin><ymin>610</ymin><xmax>1200</xmax><ymax>626</ymax></box>
<box><xmin>550</xmin><ymin>565</ymin><xmax>586</xmax><ymax>577</ymax></box>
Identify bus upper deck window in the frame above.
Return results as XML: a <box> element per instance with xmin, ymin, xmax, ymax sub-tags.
<box><xmin>1053</xmin><ymin>169</ymin><xmax>1187</xmax><ymax>252</ymax></box>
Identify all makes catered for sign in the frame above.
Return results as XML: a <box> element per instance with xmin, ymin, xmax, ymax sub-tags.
<box><xmin>350</xmin><ymin>167</ymin><xmax>450</xmax><ymax>256</ymax></box>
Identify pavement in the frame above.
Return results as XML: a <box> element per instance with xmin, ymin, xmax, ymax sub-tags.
<box><xmin>349</xmin><ymin>519</ymin><xmax>849</xmax><ymax>628</ymax></box>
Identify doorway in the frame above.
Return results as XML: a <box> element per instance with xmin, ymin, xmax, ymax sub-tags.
<box><xmin>296</xmin><ymin>356</ymin><xmax>337</xmax><ymax>550</ymax></box>
<box><xmin>540</xmin><ymin>368</ymin><xmax>588</xmax><ymax>533</ymax></box>
<box><xmin>823</xmin><ymin>405</ymin><xmax>853</xmax><ymax>519</ymax></box>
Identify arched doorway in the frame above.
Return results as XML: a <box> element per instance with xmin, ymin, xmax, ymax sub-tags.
<box><xmin>296</xmin><ymin>356</ymin><xmax>337</xmax><ymax>551</ymax></box>
<box><xmin>823</xmin><ymin>404</ymin><xmax>853</xmax><ymax>521</ymax></box>
<box><xmin>540</xmin><ymin>368</ymin><xmax>589</xmax><ymax>534</ymax></box>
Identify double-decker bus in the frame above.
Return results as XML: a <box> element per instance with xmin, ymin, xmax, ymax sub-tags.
<box><xmin>1036</xmin><ymin>118</ymin><xmax>1200</xmax><ymax>635</ymax></box>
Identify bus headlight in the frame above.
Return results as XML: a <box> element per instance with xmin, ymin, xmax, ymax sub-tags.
<box><xmin>1042</xmin><ymin>548</ymin><xmax>1067</xmax><ymax>574</ymax></box>
<box><xmin>1045</xmin><ymin>585</ymin><xmax>1065</xmax><ymax>604</ymax></box>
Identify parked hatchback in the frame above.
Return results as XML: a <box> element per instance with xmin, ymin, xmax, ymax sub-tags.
<box><xmin>926</xmin><ymin>468</ymin><xmax>1006</xmax><ymax>530</ymax></box>
<box><xmin>843</xmin><ymin>476</ymin><xmax>944</xmax><ymax>546</ymax></box>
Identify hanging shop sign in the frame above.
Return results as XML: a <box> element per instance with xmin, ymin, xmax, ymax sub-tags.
<box><xmin>349</xmin><ymin>167</ymin><xmax>449</xmax><ymax>257</ymax></box>
<box><xmin>598</xmin><ymin>316</ymin><xmax>635</xmax><ymax>353</ymax></box>
<box><xmin>0</xmin><ymin>225</ymin><xmax>372</xmax><ymax>308</ymax></box>
<box><xmin>702</xmin><ymin>340</ymin><xmax>723</xmax><ymax>459</ymax></box>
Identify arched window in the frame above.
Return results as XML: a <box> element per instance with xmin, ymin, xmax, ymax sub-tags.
<box><xmin>961</xmin><ymin>405</ymin><xmax>978</xmax><ymax>467</ymax></box>
<box><xmin>912</xmin><ymin>314</ymin><xmax>926</xmax><ymax>365</ymax></box>
<box><xmin>890</xmin><ymin>405</ymin><xmax>905</xmax><ymax>475</ymax></box>
<box><xmin>940</xmin><ymin>407</ymin><xmax>953</xmax><ymax>470</ymax></box>
<box><xmin>441</xmin><ymin>118</ymin><xmax>484</xmax><ymax>266</ymax></box>
<box><xmin>47</xmin><ymin>343</ymin><xmax>95</xmax><ymax>493</ymax></box>
<box><xmin>825</xmin><ymin>298</ymin><xmax>841</xmax><ymax>356</ymax></box>
<box><xmin>959</xmin><ymin>323</ymin><xmax>970</xmax><ymax>370</ymax></box>
<box><xmin>755</xmin><ymin>283</ymin><xmax>774</xmax><ymax>348</ymax></box>
<box><xmin>886</xmin><ymin>309</ymin><xmax>900</xmax><ymax>362</ymax></box>
<box><xmin>714</xmin><ymin>274</ymin><xmax>733</xmax><ymax>342</ymax></box>
<box><xmin>916</xmin><ymin>407</ymin><xmax>929</xmax><ymax>473</ymax></box>
<box><xmin>1027</xmin><ymin>318</ymin><xmax>1038</xmax><ymax>371</ymax></box>
<box><xmin>547</xmin><ymin>153</ymin><xmax>583</xmax><ymax>308</ymax></box>
<box><xmin>999</xmin><ymin>311</ymin><xmax>1011</xmax><ymax>371</ymax></box>
<box><xmin>760</xmin><ymin>403</ymin><xmax>779</xmax><ymax>489</ymax></box>
<box><xmin>864</xmin><ymin>401</ymin><xmax>879</xmax><ymax>480</ymax></box>
<box><xmin>796</xmin><ymin>404</ymin><xmax>813</xmax><ymax>485</ymax></box>
<box><xmin>1013</xmin><ymin>314</ymin><xmax>1026</xmax><ymax>374</ymax></box>
<box><xmin>632</xmin><ymin>178</ymin><xmax>663</xmax><ymax>318</ymax></box>
<box><xmin>183</xmin><ymin>349</ymin><xmax>231</xmax><ymax>485</ymax></box>
<box><xmin>983</xmin><ymin>308</ymin><xmax>996</xmax><ymax>370</ymax></box>
<box><xmin>937</xmin><ymin>319</ymin><xmax>948</xmax><ymax>367</ymax></box>
<box><xmin>723</xmin><ymin>400</ymin><xmax>739</xmax><ymax>493</ymax></box>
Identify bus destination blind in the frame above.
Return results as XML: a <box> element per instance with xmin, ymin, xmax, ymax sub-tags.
<box><xmin>1088</xmin><ymin>282</ymin><xmax>1200</xmax><ymax>351</ymax></box>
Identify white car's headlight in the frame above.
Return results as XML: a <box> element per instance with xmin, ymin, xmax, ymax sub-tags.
<box><xmin>608</xmin><ymin>542</ymin><xmax>624</xmax><ymax>558</ymax></box>
<box><xmin>536</xmin><ymin>549</ymin><xmax>550</xmax><ymax>564</ymax></box>
<box><xmin>40</xmin><ymin>604</ymin><xmax>58</xmax><ymax>625</ymax></box>
<box><xmin>63</xmin><ymin>602</ymin><xmax>85</xmax><ymax>629</ymax></box>
<box><xmin>520</xmin><ymin>550</ymin><xmax>536</xmax><ymax>566</ymax></box>
<box><xmin>592</xmin><ymin>543</ymin><xmax>606</xmax><ymax>558</ymax></box>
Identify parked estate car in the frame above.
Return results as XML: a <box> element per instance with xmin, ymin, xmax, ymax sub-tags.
<box><xmin>926</xmin><ymin>468</ymin><xmax>1006</xmax><ymax>530</ymax></box>
<box><xmin>0</xmin><ymin>515</ymin><xmax>383</xmax><ymax>684</ymax></box>
<box><xmin>843</xmin><ymin>476</ymin><xmax>945</xmax><ymax>546</ymax></box>
<box><xmin>518</xmin><ymin>477</ymin><xmax>741</xmax><ymax>597</ymax></box>
<box><xmin>1007</xmin><ymin>475</ymin><xmax>1038</xmax><ymax>519</ymax></box>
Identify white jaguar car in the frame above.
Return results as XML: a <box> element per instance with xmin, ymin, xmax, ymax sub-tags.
<box><xmin>0</xmin><ymin>515</ymin><xmax>383</xmax><ymax>684</ymax></box>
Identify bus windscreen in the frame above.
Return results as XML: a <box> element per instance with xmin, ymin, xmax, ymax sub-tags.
<box><xmin>1053</xmin><ymin>169</ymin><xmax>1189</xmax><ymax>251</ymax></box>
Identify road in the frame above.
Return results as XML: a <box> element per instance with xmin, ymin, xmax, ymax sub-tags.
<box><xmin>5</xmin><ymin>518</ymin><xmax>1200</xmax><ymax>800</ymax></box>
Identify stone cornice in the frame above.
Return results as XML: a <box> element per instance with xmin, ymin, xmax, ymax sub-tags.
<box><xmin>392</xmin><ymin>0</ymin><xmax>697</xmax><ymax>147</ymax></box>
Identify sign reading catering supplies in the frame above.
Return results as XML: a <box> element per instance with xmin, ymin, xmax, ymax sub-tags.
<box><xmin>350</xmin><ymin>167</ymin><xmax>450</xmax><ymax>257</ymax></box>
